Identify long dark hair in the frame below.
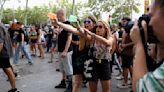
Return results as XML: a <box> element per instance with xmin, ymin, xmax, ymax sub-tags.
<box><xmin>87</xmin><ymin>15</ymin><xmax>97</xmax><ymax>33</ymax></box>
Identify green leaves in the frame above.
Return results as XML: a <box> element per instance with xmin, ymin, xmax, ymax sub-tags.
<box><xmin>85</xmin><ymin>0</ymin><xmax>140</xmax><ymax>22</ymax></box>
<box><xmin>2</xmin><ymin>0</ymin><xmax>140</xmax><ymax>24</ymax></box>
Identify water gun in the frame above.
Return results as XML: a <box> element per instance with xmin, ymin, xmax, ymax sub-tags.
<box><xmin>47</xmin><ymin>12</ymin><xmax>57</xmax><ymax>20</ymax></box>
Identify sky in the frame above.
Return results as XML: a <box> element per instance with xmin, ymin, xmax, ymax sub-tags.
<box><xmin>4</xmin><ymin>0</ymin><xmax>85</xmax><ymax>9</ymax></box>
<box><xmin>4</xmin><ymin>0</ymin><xmax>60</xmax><ymax>9</ymax></box>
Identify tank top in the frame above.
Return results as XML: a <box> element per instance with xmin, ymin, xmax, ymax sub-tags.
<box><xmin>95</xmin><ymin>42</ymin><xmax>112</xmax><ymax>60</ymax></box>
<box><xmin>30</xmin><ymin>31</ymin><xmax>37</xmax><ymax>40</ymax></box>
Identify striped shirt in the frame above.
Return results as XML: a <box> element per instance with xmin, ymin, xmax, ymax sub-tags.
<box><xmin>137</xmin><ymin>62</ymin><xmax>164</xmax><ymax>92</ymax></box>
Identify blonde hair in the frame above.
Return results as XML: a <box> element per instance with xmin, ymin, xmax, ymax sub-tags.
<box><xmin>97</xmin><ymin>20</ymin><xmax>112</xmax><ymax>39</ymax></box>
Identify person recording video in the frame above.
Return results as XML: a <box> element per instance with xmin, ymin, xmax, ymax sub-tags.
<box><xmin>130</xmin><ymin>0</ymin><xmax>164</xmax><ymax>92</ymax></box>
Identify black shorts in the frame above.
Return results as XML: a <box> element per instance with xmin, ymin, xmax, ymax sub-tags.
<box><xmin>89</xmin><ymin>59</ymin><xmax>111</xmax><ymax>81</ymax></box>
<box><xmin>121</xmin><ymin>55</ymin><xmax>133</xmax><ymax>68</ymax></box>
<box><xmin>0</xmin><ymin>57</ymin><xmax>11</xmax><ymax>69</ymax></box>
<box><xmin>30</xmin><ymin>39</ymin><xmax>37</xmax><ymax>43</ymax></box>
<box><xmin>72</xmin><ymin>52</ymin><xmax>85</xmax><ymax>75</ymax></box>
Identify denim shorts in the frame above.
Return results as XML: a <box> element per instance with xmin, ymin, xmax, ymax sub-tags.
<box><xmin>59</xmin><ymin>51</ymin><xmax>73</xmax><ymax>75</ymax></box>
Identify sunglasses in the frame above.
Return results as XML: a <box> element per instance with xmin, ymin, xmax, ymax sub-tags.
<box><xmin>84</xmin><ymin>20</ymin><xmax>91</xmax><ymax>24</ymax></box>
<box><xmin>96</xmin><ymin>25</ymin><xmax>103</xmax><ymax>29</ymax></box>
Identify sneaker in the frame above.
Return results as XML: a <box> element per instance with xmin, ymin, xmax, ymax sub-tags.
<box><xmin>117</xmin><ymin>83</ymin><xmax>130</xmax><ymax>88</ymax></box>
<box><xmin>28</xmin><ymin>62</ymin><xmax>33</xmax><ymax>65</ymax></box>
<box><xmin>115</xmin><ymin>75</ymin><xmax>123</xmax><ymax>80</ymax></box>
<box><xmin>55</xmin><ymin>80</ymin><xmax>66</xmax><ymax>88</ymax></box>
<box><xmin>8</xmin><ymin>88</ymin><xmax>20</xmax><ymax>92</ymax></box>
<box><xmin>56</xmin><ymin>69</ymin><xmax>60</xmax><ymax>72</ymax></box>
<box><xmin>130</xmin><ymin>90</ymin><xmax>133</xmax><ymax>92</ymax></box>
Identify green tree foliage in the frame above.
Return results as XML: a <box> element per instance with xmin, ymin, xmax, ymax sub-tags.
<box><xmin>0</xmin><ymin>0</ymin><xmax>9</xmax><ymax>23</ymax></box>
<box><xmin>2</xmin><ymin>0</ymin><xmax>140</xmax><ymax>24</ymax></box>
<box><xmin>2</xmin><ymin>0</ymin><xmax>83</xmax><ymax>25</ymax></box>
<box><xmin>2</xmin><ymin>8</ymin><xmax>12</xmax><ymax>23</ymax></box>
<box><xmin>3</xmin><ymin>6</ymin><xmax>51</xmax><ymax>24</ymax></box>
<box><xmin>86</xmin><ymin>0</ymin><xmax>140</xmax><ymax>21</ymax></box>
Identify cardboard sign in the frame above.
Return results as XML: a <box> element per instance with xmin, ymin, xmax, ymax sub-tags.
<box><xmin>69</xmin><ymin>15</ymin><xmax>77</xmax><ymax>22</ymax></box>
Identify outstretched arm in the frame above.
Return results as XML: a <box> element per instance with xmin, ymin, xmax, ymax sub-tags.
<box><xmin>57</xmin><ymin>22</ymin><xmax>82</xmax><ymax>36</ymax></box>
<box><xmin>56</xmin><ymin>21</ymin><xmax>92</xmax><ymax>41</ymax></box>
<box><xmin>84</xmin><ymin>29</ymin><xmax>113</xmax><ymax>46</ymax></box>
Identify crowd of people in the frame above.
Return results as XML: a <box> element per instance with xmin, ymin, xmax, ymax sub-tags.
<box><xmin>0</xmin><ymin>0</ymin><xmax>164</xmax><ymax>92</ymax></box>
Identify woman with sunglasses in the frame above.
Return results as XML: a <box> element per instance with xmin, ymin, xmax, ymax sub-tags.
<box><xmin>51</xmin><ymin>16</ymin><xmax>114</xmax><ymax>92</ymax></box>
<box><xmin>73</xmin><ymin>16</ymin><xmax>97</xmax><ymax>92</ymax></box>
<box><xmin>83</xmin><ymin>20</ymin><xmax>114</xmax><ymax>92</ymax></box>
<box><xmin>52</xmin><ymin>15</ymin><xmax>97</xmax><ymax>92</ymax></box>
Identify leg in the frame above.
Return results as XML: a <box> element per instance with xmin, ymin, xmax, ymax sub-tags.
<box><xmin>38</xmin><ymin>44</ymin><xmax>41</xmax><ymax>56</ymax></box>
<box><xmin>30</xmin><ymin>44</ymin><xmax>33</xmax><ymax>54</ymax></box>
<box><xmin>40</xmin><ymin>44</ymin><xmax>45</xmax><ymax>58</ymax></box>
<box><xmin>47</xmin><ymin>39</ymin><xmax>51</xmax><ymax>52</ymax></box>
<box><xmin>123</xmin><ymin>67</ymin><xmax>128</xmax><ymax>84</ymax></box>
<box><xmin>64</xmin><ymin>51</ymin><xmax>73</xmax><ymax>76</ymax></box>
<box><xmin>101</xmin><ymin>80</ymin><xmax>111</xmax><ymax>92</ymax></box>
<box><xmin>49</xmin><ymin>48</ymin><xmax>55</xmax><ymax>63</ymax></box>
<box><xmin>55</xmin><ymin>53</ymin><xmax>67</xmax><ymax>88</ymax></box>
<box><xmin>129</xmin><ymin>66</ymin><xmax>133</xmax><ymax>78</ymax></box>
<box><xmin>13</xmin><ymin>44</ymin><xmax>21</xmax><ymax>65</ymax></box>
<box><xmin>34</xmin><ymin>43</ymin><xmax>37</xmax><ymax>56</ymax></box>
<box><xmin>3</xmin><ymin>67</ymin><xmax>16</xmax><ymax>89</ymax></box>
<box><xmin>128</xmin><ymin>57</ymin><xmax>133</xmax><ymax>78</ymax></box>
<box><xmin>89</xmin><ymin>80</ymin><xmax>98</xmax><ymax>92</ymax></box>
<box><xmin>63</xmin><ymin>51</ymin><xmax>73</xmax><ymax>92</ymax></box>
<box><xmin>73</xmin><ymin>74</ymin><xmax>83</xmax><ymax>92</ymax></box>
<box><xmin>22</xmin><ymin>42</ymin><xmax>33</xmax><ymax>63</ymax></box>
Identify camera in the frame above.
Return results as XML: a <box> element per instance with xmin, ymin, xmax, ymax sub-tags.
<box><xmin>124</xmin><ymin>14</ymin><xmax>159</xmax><ymax>43</ymax></box>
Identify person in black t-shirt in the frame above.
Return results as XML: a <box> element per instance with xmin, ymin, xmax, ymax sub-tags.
<box><xmin>8</xmin><ymin>22</ymin><xmax>18</xmax><ymax>54</ymax></box>
<box><xmin>13</xmin><ymin>22</ymin><xmax>33</xmax><ymax>65</ymax></box>
<box><xmin>54</xmin><ymin>9</ymin><xmax>73</xmax><ymax>92</ymax></box>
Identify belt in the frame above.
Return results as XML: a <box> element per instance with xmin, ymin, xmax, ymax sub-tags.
<box><xmin>96</xmin><ymin>59</ymin><xmax>109</xmax><ymax>64</ymax></box>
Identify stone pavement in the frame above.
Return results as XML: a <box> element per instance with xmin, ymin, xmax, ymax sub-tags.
<box><xmin>0</xmin><ymin>52</ymin><xmax>131</xmax><ymax>92</ymax></box>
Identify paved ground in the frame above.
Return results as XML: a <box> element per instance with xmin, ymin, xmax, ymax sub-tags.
<box><xmin>0</xmin><ymin>51</ymin><xmax>131</xmax><ymax>92</ymax></box>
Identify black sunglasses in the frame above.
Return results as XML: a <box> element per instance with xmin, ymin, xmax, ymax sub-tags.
<box><xmin>96</xmin><ymin>25</ymin><xmax>103</xmax><ymax>29</ymax></box>
<box><xmin>84</xmin><ymin>20</ymin><xmax>91</xmax><ymax>24</ymax></box>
